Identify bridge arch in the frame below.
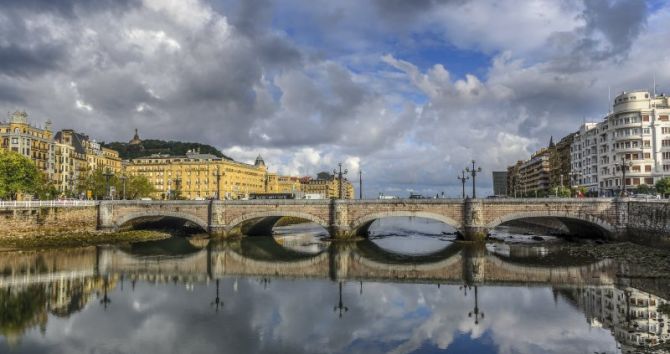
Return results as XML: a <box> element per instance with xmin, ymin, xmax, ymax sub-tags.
<box><xmin>485</xmin><ymin>211</ymin><xmax>616</xmax><ymax>238</ymax></box>
<box><xmin>114</xmin><ymin>211</ymin><xmax>209</xmax><ymax>232</ymax></box>
<box><xmin>226</xmin><ymin>211</ymin><xmax>329</xmax><ymax>236</ymax></box>
<box><xmin>349</xmin><ymin>211</ymin><xmax>462</xmax><ymax>237</ymax></box>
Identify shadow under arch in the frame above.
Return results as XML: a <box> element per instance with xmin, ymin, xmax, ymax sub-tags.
<box><xmin>486</xmin><ymin>212</ymin><xmax>616</xmax><ymax>239</ymax></box>
<box><xmin>226</xmin><ymin>211</ymin><xmax>329</xmax><ymax>236</ymax></box>
<box><xmin>226</xmin><ymin>237</ymin><xmax>327</xmax><ymax>263</ymax></box>
<box><xmin>349</xmin><ymin>212</ymin><xmax>462</xmax><ymax>237</ymax></box>
<box><xmin>115</xmin><ymin>211</ymin><xmax>209</xmax><ymax>233</ymax></box>
<box><xmin>353</xmin><ymin>239</ymin><xmax>463</xmax><ymax>266</ymax></box>
<box><xmin>119</xmin><ymin>236</ymin><xmax>205</xmax><ymax>257</ymax></box>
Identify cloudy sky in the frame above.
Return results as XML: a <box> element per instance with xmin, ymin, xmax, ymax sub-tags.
<box><xmin>1</xmin><ymin>0</ymin><xmax>668</xmax><ymax>197</ymax></box>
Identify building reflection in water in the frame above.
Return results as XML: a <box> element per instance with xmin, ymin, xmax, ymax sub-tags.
<box><xmin>561</xmin><ymin>285</ymin><xmax>670</xmax><ymax>352</ymax></box>
<box><xmin>0</xmin><ymin>238</ymin><xmax>667</xmax><ymax>353</ymax></box>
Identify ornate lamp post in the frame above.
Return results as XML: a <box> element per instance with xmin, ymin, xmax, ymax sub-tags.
<box><xmin>614</xmin><ymin>158</ymin><xmax>633</xmax><ymax>196</ymax></box>
<box><xmin>213</xmin><ymin>166</ymin><xmax>223</xmax><ymax>200</ymax></box>
<box><xmin>103</xmin><ymin>168</ymin><xmax>114</xmax><ymax>200</ymax></box>
<box><xmin>333</xmin><ymin>163</ymin><xmax>348</xmax><ymax>199</ymax></box>
<box><xmin>468</xmin><ymin>285</ymin><xmax>485</xmax><ymax>325</ymax></box>
<box><xmin>100</xmin><ymin>275</ymin><xmax>111</xmax><ymax>310</ymax></box>
<box><xmin>333</xmin><ymin>281</ymin><xmax>348</xmax><ymax>318</ymax></box>
<box><xmin>457</xmin><ymin>170</ymin><xmax>469</xmax><ymax>199</ymax></box>
<box><xmin>359</xmin><ymin>169</ymin><xmax>363</xmax><ymax>200</ymax></box>
<box><xmin>211</xmin><ymin>278</ymin><xmax>223</xmax><ymax>312</ymax></box>
<box><xmin>465</xmin><ymin>160</ymin><xmax>482</xmax><ymax>198</ymax></box>
<box><xmin>119</xmin><ymin>174</ymin><xmax>128</xmax><ymax>200</ymax></box>
<box><xmin>174</xmin><ymin>175</ymin><xmax>182</xmax><ymax>200</ymax></box>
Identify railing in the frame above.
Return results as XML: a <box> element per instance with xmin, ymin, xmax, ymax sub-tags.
<box><xmin>0</xmin><ymin>200</ymin><xmax>98</xmax><ymax>208</ymax></box>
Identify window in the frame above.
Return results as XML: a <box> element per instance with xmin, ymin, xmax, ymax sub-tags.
<box><xmin>644</xmin><ymin>153</ymin><xmax>651</xmax><ymax>159</ymax></box>
<box><xmin>660</xmin><ymin>115</ymin><xmax>669</xmax><ymax>121</ymax></box>
<box><xmin>645</xmin><ymin>165</ymin><xmax>652</xmax><ymax>172</ymax></box>
<box><xmin>643</xmin><ymin>115</ymin><xmax>650</xmax><ymax>122</ymax></box>
<box><xmin>663</xmin><ymin>140</ymin><xmax>670</xmax><ymax>147</ymax></box>
<box><xmin>663</xmin><ymin>127</ymin><xmax>670</xmax><ymax>134</ymax></box>
<box><xmin>644</xmin><ymin>128</ymin><xmax>651</xmax><ymax>134</ymax></box>
<box><xmin>664</xmin><ymin>152</ymin><xmax>670</xmax><ymax>160</ymax></box>
<box><xmin>644</xmin><ymin>140</ymin><xmax>651</xmax><ymax>147</ymax></box>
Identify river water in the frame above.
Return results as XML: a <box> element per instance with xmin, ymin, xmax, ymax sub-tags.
<box><xmin>1</xmin><ymin>217</ymin><xmax>669</xmax><ymax>354</ymax></box>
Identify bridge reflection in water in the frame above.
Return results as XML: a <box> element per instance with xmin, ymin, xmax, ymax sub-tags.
<box><xmin>0</xmin><ymin>238</ymin><xmax>668</xmax><ymax>353</ymax></box>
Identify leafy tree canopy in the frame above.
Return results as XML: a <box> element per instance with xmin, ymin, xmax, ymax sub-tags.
<box><xmin>0</xmin><ymin>150</ymin><xmax>41</xmax><ymax>200</ymax></box>
<box><xmin>635</xmin><ymin>184</ymin><xmax>656</xmax><ymax>195</ymax></box>
<box><xmin>656</xmin><ymin>177</ymin><xmax>670</xmax><ymax>197</ymax></box>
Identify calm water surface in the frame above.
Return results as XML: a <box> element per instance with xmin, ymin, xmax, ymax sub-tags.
<box><xmin>1</xmin><ymin>218</ymin><xmax>668</xmax><ymax>354</ymax></box>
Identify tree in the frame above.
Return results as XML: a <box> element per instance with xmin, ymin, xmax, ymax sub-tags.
<box><xmin>553</xmin><ymin>185</ymin><xmax>571</xmax><ymax>197</ymax></box>
<box><xmin>0</xmin><ymin>150</ymin><xmax>40</xmax><ymax>200</ymax></box>
<box><xmin>655</xmin><ymin>177</ymin><xmax>670</xmax><ymax>198</ymax></box>
<box><xmin>35</xmin><ymin>173</ymin><xmax>59</xmax><ymax>200</ymax></box>
<box><xmin>635</xmin><ymin>184</ymin><xmax>656</xmax><ymax>195</ymax></box>
<box><xmin>118</xmin><ymin>175</ymin><xmax>155</xmax><ymax>199</ymax></box>
<box><xmin>78</xmin><ymin>168</ymin><xmax>117</xmax><ymax>200</ymax></box>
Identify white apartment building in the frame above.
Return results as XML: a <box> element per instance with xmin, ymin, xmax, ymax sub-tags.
<box><xmin>571</xmin><ymin>123</ymin><xmax>599</xmax><ymax>194</ymax></box>
<box><xmin>571</xmin><ymin>90</ymin><xmax>670</xmax><ymax>196</ymax></box>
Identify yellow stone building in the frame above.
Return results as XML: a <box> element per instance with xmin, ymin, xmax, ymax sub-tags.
<box><xmin>0</xmin><ymin>111</ymin><xmax>55</xmax><ymax>177</ymax></box>
<box><xmin>54</xmin><ymin>129</ymin><xmax>122</xmax><ymax>196</ymax></box>
<box><xmin>301</xmin><ymin>174</ymin><xmax>355</xmax><ymax>199</ymax></box>
<box><xmin>266</xmin><ymin>173</ymin><xmax>303</xmax><ymax>194</ymax></box>
<box><xmin>124</xmin><ymin>151</ymin><xmax>271</xmax><ymax>200</ymax></box>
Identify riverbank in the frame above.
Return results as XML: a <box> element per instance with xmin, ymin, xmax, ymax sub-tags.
<box><xmin>560</xmin><ymin>241</ymin><xmax>670</xmax><ymax>278</ymax></box>
<box><xmin>0</xmin><ymin>230</ymin><xmax>172</xmax><ymax>251</ymax></box>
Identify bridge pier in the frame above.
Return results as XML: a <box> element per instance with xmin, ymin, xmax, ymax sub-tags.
<box><xmin>462</xmin><ymin>226</ymin><xmax>489</xmax><ymax>242</ymax></box>
<box><xmin>463</xmin><ymin>198</ymin><xmax>488</xmax><ymax>242</ymax></box>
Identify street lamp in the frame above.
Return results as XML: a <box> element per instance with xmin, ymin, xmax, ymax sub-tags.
<box><xmin>99</xmin><ymin>275</ymin><xmax>111</xmax><ymax>310</ymax></box>
<box><xmin>174</xmin><ymin>174</ymin><xmax>182</xmax><ymax>200</ymax></box>
<box><xmin>614</xmin><ymin>157</ymin><xmax>633</xmax><ymax>196</ymax></box>
<box><xmin>333</xmin><ymin>163</ymin><xmax>348</xmax><ymax>199</ymax></box>
<box><xmin>119</xmin><ymin>175</ymin><xmax>128</xmax><ymax>200</ymax></box>
<box><xmin>211</xmin><ymin>278</ymin><xmax>222</xmax><ymax>312</ymax></box>
<box><xmin>102</xmin><ymin>168</ymin><xmax>114</xmax><ymax>200</ymax></box>
<box><xmin>457</xmin><ymin>170</ymin><xmax>469</xmax><ymax>199</ymax></box>
<box><xmin>359</xmin><ymin>169</ymin><xmax>363</xmax><ymax>200</ymax></box>
<box><xmin>468</xmin><ymin>285</ymin><xmax>485</xmax><ymax>325</ymax></box>
<box><xmin>213</xmin><ymin>166</ymin><xmax>223</xmax><ymax>200</ymax></box>
<box><xmin>465</xmin><ymin>160</ymin><xmax>482</xmax><ymax>198</ymax></box>
<box><xmin>333</xmin><ymin>281</ymin><xmax>348</xmax><ymax>318</ymax></box>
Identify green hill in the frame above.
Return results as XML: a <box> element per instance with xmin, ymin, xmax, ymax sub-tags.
<box><xmin>102</xmin><ymin>140</ymin><xmax>233</xmax><ymax>160</ymax></box>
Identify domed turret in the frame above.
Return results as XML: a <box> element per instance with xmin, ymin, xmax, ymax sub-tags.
<box><xmin>254</xmin><ymin>154</ymin><xmax>266</xmax><ymax>168</ymax></box>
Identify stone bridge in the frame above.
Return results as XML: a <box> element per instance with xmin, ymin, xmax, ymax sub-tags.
<box><xmin>0</xmin><ymin>240</ymin><xmax>616</xmax><ymax>288</ymax></box>
<box><xmin>98</xmin><ymin>198</ymin><xmax>631</xmax><ymax>241</ymax></box>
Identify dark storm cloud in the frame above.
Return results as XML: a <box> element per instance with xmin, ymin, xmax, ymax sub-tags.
<box><xmin>0</xmin><ymin>43</ymin><xmax>66</xmax><ymax>78</ymax></box>
<box><xmin>0</xmin><ymin>0</ymin><xmax>140</xmax><ymax>18</ymax></box>
<box><xmin>582</xmin><ymin>0</ymin><xmax>648</xmax><ymax>54</ymax></box>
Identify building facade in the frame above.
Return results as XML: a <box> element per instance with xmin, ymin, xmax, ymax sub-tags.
<box><xmin>492</xmin><ymin>171</ymin><xmax>508</xmax><ymax>196</ymax></box>
<box><xmin>0</xmin><ymin>111</ymin><xmax>55</xmax><ymax>179</ymax></box>
<box><xmin>124</xmin><ymin>151</ymin><xmax>269</xmax><ymax>200</ymax></box>
<box><xmin>570</xmin><ymin>91</ymin><xmax>670</xmax><ymax>196</ymax></box>
<box><xmin>570</xmin><ymin>123</ymin><xmax>599</xmax><ymax>194</ymax></box>
<box><xmin>566</xmin><ymin>286</ymin><xmax>670</xmax><ymax>352</ymax></box>
<box><xmin>301</xmin><ymin>173</ymin><xmax>355</xmax><ymax>199</ymax></box>
<box><xmin>550</xmin><ymin>133</ymin><xmax>575</xmax><ymax>190</ymax></box>
<box><xmin>54</xmin><ymin>129</ymin><xmax>122</xmax><ymax>196</ymax></box>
